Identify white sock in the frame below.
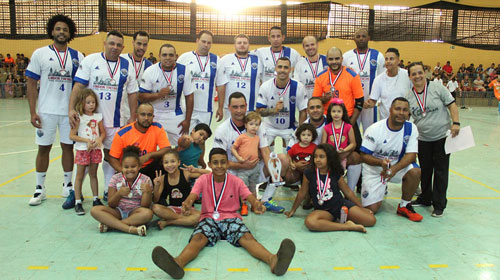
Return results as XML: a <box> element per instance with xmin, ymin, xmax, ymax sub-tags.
<box><xmin>75</xmin><ymin>199</ymin><xmax>82</xmax><ymax>205</ymax></box>
<box><xmin>102</xmin><ymin>160</ymin><xmax>115</xmax><ymax>193</ymax></box>
<box><xmin>347</xmin><ymin>164</ymin><xmax>362</xmax><ymax>191</ymax></box>
<box><xmin>261</xmin><ymin>184</ymin><xmax>277</xmax><ymax>202</ymax></box>
<box><xmin>63</xmin><ymin>171</ymin><xmax>73</xmax><ymax>187</ymax></box>
<box><xmin>93</xmin><ymin>196</ymin><xmax>98</xmax><ymax>201</ymax></box>
<box><xmin>400</xmin><ymin>199</ymin><xmax>410</xmax><ymax>207</ymax></box>
<box><xmin>36</xmin><ymin>172</ymin><xmax>46</xmax><ymax>187</ymax></box>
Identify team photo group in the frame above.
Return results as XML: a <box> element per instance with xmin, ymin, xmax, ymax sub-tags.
<box><xmin>25</xmin><ymin>14</ymin><xmax>461</xmax><ymax>278</ymax></box>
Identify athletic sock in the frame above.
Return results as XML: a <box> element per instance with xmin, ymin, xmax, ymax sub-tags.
<box><xmin>93</xmin><ymin>196</ymin><xmax>98</xmax><ymax>201</ymax></box>
<box><xmin>261</xmin><ymin>184</ymin><xmax>277</xmax><ymax>202</ymax></box>
<box><xmin>102</xmin><ymin>160</ymin><xmax>115</xmax><ymax>193</ymax></box>
<box><xmin>400</xmin><ymin>199</ymin><xmax>410</xmax><ymax>208</ymax></box>
<box><xmin>75</xmin><ymin>199</ymin><xmax>82</xmax><ymax>205</ymax></box>
<box><xmin>347</xmin><ymin>164</ymin><xmax>362</xmax><ymax>191</ymax></box>
<box><xmin>63</xmin><ymin>171</ymin><xmax>73</xmax><ymax>187</ymax></box>
<box><xmin>36</xmin><ymin>172</ymin><xmax>46</xmax><ymax>188</ymax></box>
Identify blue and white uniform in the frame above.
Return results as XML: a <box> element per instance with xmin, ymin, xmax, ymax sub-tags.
<box><xmin>293</xmin><ymin>55</ymin><xmax>328</xmax><ymax>99</ymax></box>
<box><xmin>254</xmin><ymin>46</ymin><xmax>300</xmax><ymax>83</ymax></box>
<box><xmin>140</xmin><ymin>63</ymin><xmax>193</xmax><ymax>146</ymax></box>
<box><xmin>177</xmin><ymin>51</ymin><xmax>227</xmax><ymax>127</ymax></box>
<box><xmin>74</xmin><ymin>52</ymin><xmax>139</xmax><ymax>149</ymax></box>
<box><xmin>25</xmin><ymin>45</ymin><xmax>84</xmax><ymax>145</ymax></box>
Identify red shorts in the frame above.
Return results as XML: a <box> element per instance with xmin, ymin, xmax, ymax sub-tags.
<box><xmin>75</xmin><ymin>149</ymin><xmax>103</xmax><ymax>165</ymax></box>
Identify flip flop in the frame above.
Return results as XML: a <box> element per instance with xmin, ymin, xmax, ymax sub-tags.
<box><xmin>152</xmin><ymin>246</ymin><xmax>184</xmax><ymax>279</ymax></box>
<box><xmin>274</xmin><ymin>238</ymin><xmax>296</xmax><ymax>276</ymax></box>
<box><xmin>98</xmin><ymin>223</ymin><xmax>108</xmax><ymax>233</ymax></box>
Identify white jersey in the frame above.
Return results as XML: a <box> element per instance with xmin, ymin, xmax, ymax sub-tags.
<box><xmin>139</xmin><ymin>63</ymin><xmax>193</xmax><ymax>117</ymax></box>
<box><xmin>254</xmin><ymin>46</ymin><xmax>300</xmax><ymax>83</ymax></box>
<box><xmin>74</xmin><ymin>113</ymin><xmax>102</xmax><ymax>151</ymax></box>
<box><xmin>177</xmin><ymin>51</ymin><xmax>227</xmax><ymax>113</ymax></box>
<box><xmin>360</xmin><ymin>119</ymin><xmax>418</xmax><ymax>175</ymax></box>
<box><xmin>220</xmin><ymin>53</ymin><xmax>263</xmax><ymax>111</ymax></box>
<box><xmin>343</xmin><ymin>48</ymin><xmax>385</xmax><ymax>99</ymax></box>
<box><xmin>256</xmin><ymin>78</ymin><xmax>307</xmax><ymax>130</ymax></box>
<box><xmin>370</xmin><ymin>68</ymin><xmax>411</xmax><ymax>119</ymax></box>
<box><xmin>293</xmin><ymin>55</ymin><xmax>328</xmax><ymax>99</ymax></box>
<box><xmin>74</xmin><ymin>52</ymin><xmax>139</xmax><ymax>128</ymax></box>
<box><xmin>25</xmin><ymin>45</ymin><xmax>84</xmax><ymax>115</ymax></box>
<box><xmin>119</xmin><ymin>54</ymin><xmax>153</xmax><ymax>122</ymax></box>
<box><xmin>286</xmin><ymin>116</ymin><xmax>326</xmax><ymax>149</ymax></box>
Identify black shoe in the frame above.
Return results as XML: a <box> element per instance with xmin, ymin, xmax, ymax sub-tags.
<box><xmin>93</xmin><ymin>198</ymin><xmax>104</xmax><ymax>206</ymax></box>
<box><xmin>411</xmin><ymin>199</ymin><xmax>431</xmax><ymax>207</ymax></box>
<box><xmin>431</xmin><ymin>209</ymin><xmax>444</xmax><ymax>217</ymax></box>
<box><xmin>103</xmin><ymin>191</ymin><xmax>108</xmax><ymax>202</ymax></box>
<box><xmin>75</xmin><ymin>203</ymin><xmax>85</xmax><ymax>215</ymax></box>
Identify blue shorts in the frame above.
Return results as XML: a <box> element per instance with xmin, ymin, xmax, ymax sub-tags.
<box><xmin>190</xmin><ymin>218</ymin><xmax>250</xmax><ymax>247</ymax></box>
<box><xmin>117</xmin><ymin>206</ymin><xmax>139</xmax><ymax>219</ymax></box>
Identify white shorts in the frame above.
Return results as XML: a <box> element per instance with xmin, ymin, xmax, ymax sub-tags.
<box><xmin>361</xmin><ymin>162</ymin><xmax>419</xmax><ymax>207</ymax></box>
<box><xmin>358</xmin><ymin>106</ymin><xmax>377</xmax><ymax>132</ymax></box>
<box><xmin>155</xmin><ymin>113</ymin><xmax>186</xmax><ymax>147</ymax></box>
<box><xmin>260</xmin><ymin>122</ymin><xmax>294</xmax><ymax>147</ymax></box>
<box><xmin>190</xmin><ymin>111</ymin><xmax>213</xmax><ymax>129</ymax></box>
<box><xmin>103</xmin><ymin>127</ymin><xmax>120</xmax><ymax>150</ymax></box>
<box><xmin>35</xmin><ymin>113</ymin><xmax>72</xmax><ymax>146</ymax></box>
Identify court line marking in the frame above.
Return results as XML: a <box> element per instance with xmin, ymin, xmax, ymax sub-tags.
<box><xmin>126</xmin><ymin>267</ymin><xmax>147</xmax><ymax>271</ymax></box>
<box><xmin>450</xmin><ymin>169</ymin><xmax>500</xmax><ymax>194</ymax></box>
<box><xmin>334</xmin><ymin>266</ymin><xmax>354</xmax><ymax>270</ymax></box>
<box><xmin>429</xmin><ymin>264</ymin><xmax>448</xmax><ymax>268</ymax></box>
<box><xmin>227</xmin><ymin>268</ymin><xmax>248</xmax><ymax>272</ymax></box>
<box><xmin>288</xmin><ymin>267</ymin><xmax>302</xmax><ymax>271</ymax></box>
<box><xmin>476</xmin><ymin>264</ymin><xmax>494</xmax><ymax>268</ymax></box>
<box><xmin>76</xmin><ymin>266</ymin><xmax>98</xmax><ymax>270</ymax></box>
<box><xmin>380</xmin><ymin>265</ymin><xmax>400</xmax><ymax>269</ymax></box>
<box><xmin>184</xmin><ymin>268</ymin><xmax>201</xmax><ymax>271</ymax></box>
<box><xmin>0</xmin><ymin>145</ymin><xmax>60</xmax><ymax>156</ymax></box>
<box><xmin>0</xmin><ymin>156</ymin><xmax>61</xmax><ymax>188</ymax></box>
<box><xmin>0</xmin><ymin>120</ymin><xmax>28</xmax><ymax>128</ymax></box>
<box><xmin>27</xmin><ymin>266</ymin><xmax>49</xmax><ymax>270</ymax></box>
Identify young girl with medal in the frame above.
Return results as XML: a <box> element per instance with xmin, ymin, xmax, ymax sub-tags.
<box><xmin>152</xmin><ymin>148</ymin><xmax>296</xmax><ymax>279</ymax></box>
<box><xmin>285</xmin><ymin>123</ymin><xmax>318</xmax><ymax>183</ymax></box>
<box><xmin>321</xmin><ymin>98</ymin><xmax>356</xmax><ymax>170</ymax></box>
<box><xmin>285</xmin><ymin>144</ymin><xmax>375</xmax><ymax>232</ymax></box>
<box><xmin>152</xmin><ymin>150</ymin><xmax>210</xmax><ymax>230</ymax></box>
<box><xmin>90</xmin><ymin>146</ymin><xmax>154</xmax><ymax>236</ymax></box>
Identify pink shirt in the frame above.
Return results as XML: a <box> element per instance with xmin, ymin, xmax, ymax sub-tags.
<box><xmin>108</xmin><ymin>172</ymin><xmax>152</xmax><ymax>212</ymax></box>
<box><xmin>191</xmin><ymin>173</ymin><xmax>252</xmax><ymax>221</ymax></box>
<box><xmin>324</xmin><ymin>121</ymin><xmax>352</xmax><ymax>150</ymax></box>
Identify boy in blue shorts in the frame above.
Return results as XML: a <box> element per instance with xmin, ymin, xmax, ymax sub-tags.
<box><xmin>152</xmin><ymin>148</ymin><xmax>296</xmax><ymax>279</ymax></box>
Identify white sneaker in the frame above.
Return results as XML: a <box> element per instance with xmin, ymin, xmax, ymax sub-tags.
<box><xmin>29</xmin><ymin>185</ymin><xmax>46</xmax><ymax>206</ymax></box>
<box><xmin>62</xmin><ymin>182</ymin><xmax>72</xmax><ymax>197</ymax></box>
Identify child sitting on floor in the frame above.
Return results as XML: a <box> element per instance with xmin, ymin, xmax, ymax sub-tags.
<box><xmin>177</xmin><ymin>123</ymin><xmax>212</xmax><ymax>169</ymax></box>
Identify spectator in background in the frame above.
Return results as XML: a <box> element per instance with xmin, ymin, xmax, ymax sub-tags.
<box><xmin>442</xmin><ymin>61</ymin><xmax>453</xmax><ymax>80</ymax></box>
<box><xmin>16</xmin><ymin>74</ymin><xmax>26</xmax><ymax>98</ymax></box>
<box><xmin>433</xmin><ymin>62</ymin><xmax>442</xmax><ymax>75</ymax></box>
<box><xmin>21</xmin><ymin>54</ymin><xmax>29</xmax><ymax>65</ymax></box>
<box><xmin>0</xmin><ymin>54</ymin><xmax>4</xmax><ymax>69</ymax></box>
<box><xmin>4</xmin><ymin>54</ymin><xmax>15</xmax><ymax>71</ymax></box>
<box><xmin>16</xmin><ymin>59</ymin><xmax>26</xmax><ymax>78</ymax></box>
<box><xmin>16</xmin><ymin>54</ymin><xmax>22</xmax><ymax>65</ymax></box>
<box><xmin>472</xmin><ymin>75</ymin><xmax>486</xmax><ymax>92</ymax></box>
<box><xmin>424</xmin><ymin>65</ymin><xmax>432</xmax><ymax>80</ymax></box>
<box><xmin>0</xmin><ymin>69</ymin><xmax>7</xmax><ymax>98</ymax></box>
<box><xmin>399</xmin><ymin>60</ymin><xmax>404</xmax><ymax>68</ymax></box>
<box><xmin>476</xmin><ymin>64</ymin><xmax>485</xmax><ymax>80</ymax></box>
<box><xmin>486</xmin><ymin>63</ymin><xmax>496</xmax><ymax>78</ymax></box>
<box><xmin>405</xmin><ymin>61</ymin><xmax>411</xmax><ymax>69</ymax></box>
<box><xmin>461</xmin><ymin>75</ymin><xmax>472</xmax><ymax>91</ymax></box>
<box><xmin>433</xmin><ymin>73</ymin><xmax>444</xmax><ymax>86</ymax></box>
<box><xmin>456</xmin><ymin>63</ymin><xmax>466</xmax><ymax>81</ymax></box>
<box><xmin>5</xmin><ymin>74</ymin><xmax>14</xmax><ymax>97</ymax></box>
<box><xmin>466</xmin><ymin>63</ymin><xmax>475</xmax><ymax>78</ymax></box>
<box><xmin>446</xmin><ymin>77</ymin><xmax>460</xmax><ymax>100</ymax></box>
<box><xmin>147</xmin><ymin>52</ymin><xmax>157</xmax><ymax>64</ymax></box>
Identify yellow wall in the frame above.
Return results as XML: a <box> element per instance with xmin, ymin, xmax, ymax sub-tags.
<box><xmin>1</xmin><ymin>34</ymin><xmax>498</xmax><ymax>68</ymax></box>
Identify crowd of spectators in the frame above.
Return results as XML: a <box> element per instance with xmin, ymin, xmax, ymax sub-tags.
<box><xmin>0</xmin><ymin>53</ymin><xmax>30</xmax><ymax>98</ymax></box>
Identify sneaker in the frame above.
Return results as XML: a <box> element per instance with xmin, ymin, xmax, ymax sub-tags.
<box><xmin>397</xmin><ymin>204</ymin><xmax>423</xmax><ymax>222</ymax></box>
<box><xmin>263</xmin><ymin>199</ymin><xmax>285</xmax><ymax>213</ymax></box>
<box><xmin>431</xmin><ymin>209</ymin><xmax>444</xmax><ymax>217</ymax></box>
<box><xmin>103</xmin><ymin>191</ymin><xmax>108</xmax><ymax>202</ymax></box>
<box><xmin>28</xmin><ymin>185</ymin><xmax>46</xmax><ymax>206</ymax></box>
<box><xmin>75</xmin><ymin>203</ymin><xmax>85</xmax><ymax>215</ymax></box>
<box><xmin>93</xmin><ymin>198</ymin><xmax>103</xmax><ymax>206</ymax></box>
<box><xmin>62</xmin><ymin>182</ymin><xmax>72</xmax><ymax>197</ymax></box>
<box><xmin>411</xmin><ymin>199</ymin><xmax>431</xmax><ymax>207</ymax></box>
<box><xmin>62</xmin><ymin>190</ymin><xmax>75</xmax><ymax>209</ymax></box>
<box><xmin>240</xmin><ymin>203</ymin><xmax>248</xmax><ymax>216</ymax></box>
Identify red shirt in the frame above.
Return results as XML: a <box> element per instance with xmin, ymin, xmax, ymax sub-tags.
<box><xmin>288</xmin><ymin>142</ymin><xmax>317</xmax><ymax>162</ymax></box>
<box><xmin>443</xmin><ymin>64</ymin><xmax>453</xmax><ymax>74</ymax></box>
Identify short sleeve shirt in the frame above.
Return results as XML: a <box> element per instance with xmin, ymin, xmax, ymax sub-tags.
<box><xmin>108</xmin><ymin>172</ymin><xmax>152</xmax><ymax>212</ymax></box>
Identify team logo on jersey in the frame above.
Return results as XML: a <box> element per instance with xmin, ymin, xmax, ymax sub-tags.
<box><xmin>231</xmin><ymin>62</ymin><xmax>235</xmax><ymax>65</ymax></box>
<box><xmin>210</xmin><ymin>62</ymin><xmax>217</xmax><ymax>69</ymax></box>
<box><xmin>141</xmin><ymin>78</ymin><xmax>146</xmax><ymax>83</ymax></box>
<box><xmin>49</xmin><ymin>58</ymin><xmax>54</xmax><ymax>61</ymax></box>
<box><xmin>214</xmin><ymin>138</ymin><xmax>223</xmax><ymax>144</ymax></box>
<box><xmin>155</xmin><ymin>79</ymin><xmax>159</xmax><ymax>83</ymax></box>
<box><xmin>270</xmin><ymin>96</ymin><xmax>275</xmax><ymax>100</ymax></box>
<box><xmin>178</xmin><ymin>74</ymin><xmax>185</xmax><ymax>83</ymax></box>
<box><xmin>251</xmin><ymin>63</ymin><xmax>258</xmax><ymax>70</ymax></box>
<box><xmin>95</xmin><ymin>66</ymin><xmax>100</xmax><ymax>70</ymax></box>
<box><xmin>72</xmin><ymin>58</ymin><xmax>79</xmax><ymax>67</ymax></box>
<box><xmin>121</xmin><ymin>69</ymin><xmax>128</xmax><ymax>76</ymax></box>
<box><xmin>362</xmin><ymin>190</ymin><xmax>369</xmax><ymax>198</ymax></box>
<box><xmin>370</xmin><ymin>59</ymin><xmax>377</xmax><ymax>66</ymax></box>
<box><xmin>290</xmin><ymin>96</ymin><xmax>296</xmax><ymax>104</ymax></box>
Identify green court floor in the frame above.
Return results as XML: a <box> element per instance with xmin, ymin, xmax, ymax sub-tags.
<box><xmin>1</xmin><ymin>99</ymin><xmax>499</xmax><ymax>279</ymax></box>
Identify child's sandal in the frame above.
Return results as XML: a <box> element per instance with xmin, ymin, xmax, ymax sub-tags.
<box><xmin>137</xmin><ymin>225</ymin><xmax>147</xmax><ymax>236</ymax></box>
<box><xmin>98</xmin><ymin>223</ymin><xmax>108</xmax><ymax>233</ymax></box>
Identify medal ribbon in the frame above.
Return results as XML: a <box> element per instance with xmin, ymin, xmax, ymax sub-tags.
<box><xmin>122</xmin><ymin>173</ymin><xmax>142</xmax><ymax>191</ymax></box>
<box><xmin>235</xmin><ymin>54</ymin><xmax>248</xmax><ymax>72</ymax></box>
<box><xmin>194</xmin><ymin>51</ymin><xmax>209</xmax><ymax>72</ymax></box>
<box><xmin>103</xmin><ymin>53</ymin><xmax>120</xmax><ymax>81</ymax></box>
<box><xmin>412</xmin><ymin>82</ymin><xmax>428</xmax><ymax>115</ymax></box>
<box><xmin>328</xmin><ymin>67</ymin><xmax>343</xmax><ymax>90</ymax></box>
<box><xmin>332</xmin><ymin>121</ymin><xmax>345</xmax><ymax>151</ymax></box>
<box><xmin>274</xmin><ymin>78</ymin><xmax>291</xmax><ymax>98</ymax></box>
<box><xmin>161</xmin><ymin>64</ymin><xmax>174</xmax><ymax>85</ymax></box>
<box><xmin>211</xmin><ymin>173</ymin><xmax>228</xmax><ymax>214</ymax></box>
<box><xmin>306</xmin><ymin>56</ymin><xmax>320</xmax><ymax>78</ymax></box>
<box><xmin>130</xmin><ymin>54</ymin><xmax>144</xmax><ymax>79</ymax></box>
<box><xmin>52</xmin><ymin>45</ymin><xmax>68</xmax><ymax>71</ymax></box>
<box><xmin>316</xmin><ymin>168</ymin><xmax>330</xmax><ymax>201</ymax></box>
<box><xmin>230</xmin><ymin>119</ymin><xmax>243</xmax><ymax>135</ymax></box>
<box><xmin>270</xmin><ymin>47</ymin><xmax>284</xmax><ymax>66</ymax></box>
<box><xmin>355</xmin><ymin>48</ymin><xmax>370</xmax><ymax>73</ymax></box>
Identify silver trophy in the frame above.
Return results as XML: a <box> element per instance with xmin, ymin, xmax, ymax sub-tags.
<box><xmin>267</xmin><ymin>152</ymin><xmax>285</xmax><ymax>187</ymax></box>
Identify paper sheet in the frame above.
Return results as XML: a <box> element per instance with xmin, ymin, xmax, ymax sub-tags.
<box><xmin>444</xmin><ymin>126</ymin><xmax>475</xmax><ymax>154</ymax></box>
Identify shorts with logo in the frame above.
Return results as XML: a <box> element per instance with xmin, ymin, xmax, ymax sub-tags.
<box><xmin>156</xmin><ymin>113</ymin><xmax>186</xmax><ymax>147</ymax></box>
<box><xmin>104</xmin><ymin>127</ymin><xmax>120</xmax><ymax>149</ymax></box>
<box><xmin>190</xmin><ymin>111</ymin><xmax>213</xmax><ymax>128</ymax></box>
<box><xmin>75</xmin><ymin>149</ymin><xmax>103</xmax><ymax>165</ymax></box>
<box><xmin>190</xmin><ymin>217</ymin><xmax>250</xmax><ymax>247</ymax></box>
<box><xmin>35</xmin><ymin>113</ymin><xmax>72</xmax><ymax>145</ymax></box>
<box><xmin>260</xmin><ymin>122</ymin><xmax>294</xmax><ymax>146</ymax></box>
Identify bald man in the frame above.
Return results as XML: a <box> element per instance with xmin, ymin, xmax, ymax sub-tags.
<box><xmin>343</xmin><ymin>29</ymin><xmax>385</xmax><ymax>130</ymax></box>
<box><xmin>293</xmin><ymin>36</ymin><xmax>328</xmax><ymax>99</ymax></box>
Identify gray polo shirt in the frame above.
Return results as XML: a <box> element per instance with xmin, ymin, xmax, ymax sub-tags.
<box><xmin>406</xmin><ymin>80</ymin><xmax>455</xmax><ymax>142</ymax></box>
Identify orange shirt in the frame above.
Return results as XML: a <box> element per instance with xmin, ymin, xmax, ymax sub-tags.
<box><xmin>110</xmin><ymin>122</ymin><xmax>171</xmax><ymax>167</ymax></box>
<box><xmin>233</xmin><ymin>133</ymin><xmax>260</xmax><ymax>161</ymax></box>
<box><xmin>312</xmin><ymin>66</ymin><xmax>364</xmax><ymax>116</ymax></box>
<box><xmin>489</xmin><ymin>80</ymin><xmax>500</xmax><ymax>100</ymax></box>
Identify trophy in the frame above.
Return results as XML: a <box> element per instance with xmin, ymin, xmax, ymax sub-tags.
<box><xmin>267</xmin><ymin>152</ymin><xmax>285</xmax><ymax>188</ymax></box>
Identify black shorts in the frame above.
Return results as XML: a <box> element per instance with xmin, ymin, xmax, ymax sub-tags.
<box><xmin>352</xmin><ymin>123</ymin><xmax>362</xmax><ymax>152</ymax></box>
<box><xmin>190</xmin><ymin>218</ymin><xmax>251</xmax><ymax>247</ymax></box>
<box><xmin>139</xmin><ymin>157</ymin><xmax>163</xmax><ymax>181</ymax></box>
<box><xmin>327</xmin><ymin>199</ymin><xmax>356</xmax><ymax>221</ymax></box>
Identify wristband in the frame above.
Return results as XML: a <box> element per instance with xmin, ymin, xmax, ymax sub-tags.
<box><xmin>453</xmin><ymin>122</ymin><xmax>460</xmax><ymax>126</ymax></box>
